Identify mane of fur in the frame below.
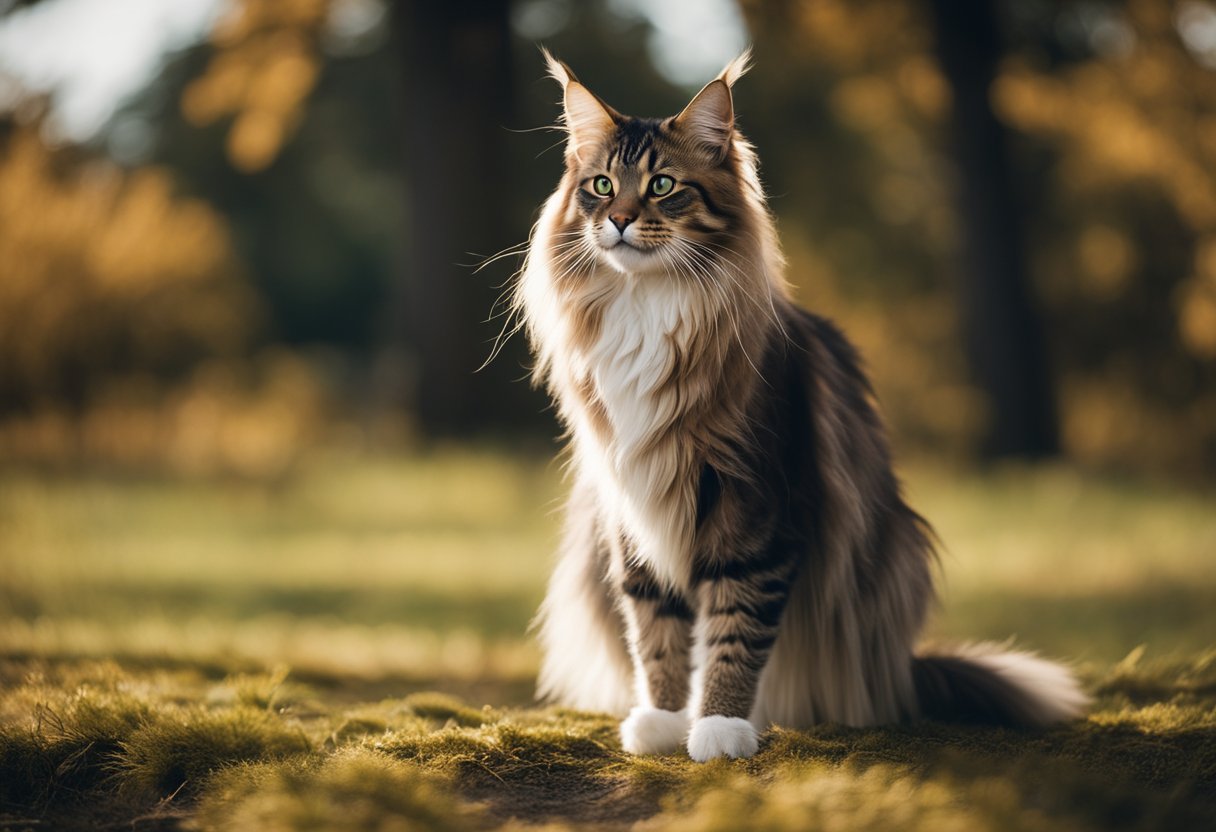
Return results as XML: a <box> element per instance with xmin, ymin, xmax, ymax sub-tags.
<box><xmin>518</xmin><ymin>133</ymin><xmax>780</xmax><ymax>592</ymax></box>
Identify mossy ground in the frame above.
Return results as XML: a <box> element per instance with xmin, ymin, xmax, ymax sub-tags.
<box><xmin>2</xmin><ymin>654</ymin><xmax>1213</xmax><ymax>830</ymax></box>
<box><xmin>1</xmin><ymin>450</ymin><xmax>1214</xmax><ymax>829</ymax></box>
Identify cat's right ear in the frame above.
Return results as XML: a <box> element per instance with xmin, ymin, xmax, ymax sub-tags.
<box><xmin>673</xmin><ymin>48</ymin><xmax>751</xmax><ymax>163</ymax></box>
<box><xmin>543</xmin><ymin>48</ymin><xmax>618</xmax><ymax>164</ymax></box>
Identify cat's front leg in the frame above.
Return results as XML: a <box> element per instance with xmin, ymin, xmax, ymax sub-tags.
<box><xmin>688</xmin><ymin>546</ymin><xmax>794</xmax><ymax>761</ymax></box>
<box><xmin>615</xmin><ymin>557</ymin><xmax>695</xmax><ymax>755</ymax></box>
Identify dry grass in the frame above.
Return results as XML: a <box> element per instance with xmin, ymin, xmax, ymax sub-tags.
<box><xmin>1</xmin><ymin>655</ymin><xmax>1213</xmax><ymax>830</ymax></box>
<box><xmin>1</xmin><ymin>449</ymin><xmax>1214</xmax><ymax>829</ymax></box>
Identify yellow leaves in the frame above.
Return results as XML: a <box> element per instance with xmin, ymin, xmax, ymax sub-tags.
<box><xmin>991</xmin><ymin>70</ymin><xmax>1059</xmax><ymax>132</ymax></box>
<box><xmin>1178</xmin><ymin>290</ymin><xmax>1216</xmax><ymax>358</ymax></box>
<box><xmin>248</xmin><ymin>35</ymin><xmax>319</xmax><ymax>112</ymax></box>
<box><xmin>791</xmin><ymin>0</ymin><xmax>922</xmax><ymax>72</ymax></box>
<box><xmin>88</xmin><ymin>169</ymin><xmax>232</xmax><ymax>294</ymax></box>
<box><xmin>994</xmin><ymin>69</ymin><xmax>1171</xmax><ymax>188</ymax></box>
<box><xmin>182</xmin><ymin>0</ymin><xmax>329</xmax><ymax>172</ymax></box>
<box><xmin>999</xmin><ymin>70</ymin><xmax>1153</xmax><ymax>190</ymax></box>
<box><xmin>993</xmin><ymin>15</ymin><xmax>1216</xmax><ymax>240</ymax></box>
<box><xmin>0</xmin><ymin>351</ymin><xmax>328</xmax><ymax>477</ymax></box>
<box><xmin>831</xmin><ymin>75</ymin><xmax>898</xmax><ymax>133</ymax></box>
<box><xmin>995</xmin><ymin>48</ymin><xmax>1216</xmax><ymax>315</ymax></box>
<box><xmin>228</xmin><ymin>109</ymin><xmax>288</xmax><ymax>173</ymax></box>
<box><xmin>182</xmin><ymin>52</ymin><xmax>251</xmax><ymax>126</ymax></box>
<box><xmin>0</xmin><ymin>136</ymin><xmax>233</xmax><ymax>301</ymax></box>
<box><xmin>1197</xmin><ymin>114</ymin><xmax>1216</xmax><ymax>161</ymax></box>
<box><xmin>212</xmin><ymin>0</ymin><xmax>330</xmax><ymax>46</ymax></box>
<box><xmin>751</xmin><ymin>0</ymin><xmax>1216</xmax><ymax>473</ymax></box>
<box><xmin>1127</xmin><ymin>0</ymin><xmax>1176</xmax><ymax>36</ymax></box>
<box><xmin>825</xmin><ymin>64</ymin><xmax>947</xmax><ymax>237</ymax></box>
<box><xmin>1077</xmin><ymin>224</ymin><xmax>1136</xmax><ymax>300</ymax></box>
<box><xmin>156</xmin><ymin>351</ymin><xmax>326</xmax><ymax>478</ymax></box>
<box><xmin>896</xmin><ymin>56</ymin><xmax>949</xmax><ymax>119</ymax></box>
<box><xmin>0</xmin><ymin>125</ymin><xmax>254</xmax><ymax>409</ymax></box>
<box><xmin>1177</xmin><ymin>238</ymin><xmax>1216</xmax><ymax>359</ymax></box>
<box><xmin>1193</xmin><ymin>236</ymin><xmax>1216</xmax><ymax>284</ymax></box>
<box><xmin>795</xmin><ymin>1</ymin><xmax>868</xmax><ymax>69</ymax></box>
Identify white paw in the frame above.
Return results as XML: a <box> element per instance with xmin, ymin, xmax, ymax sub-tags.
<box><xmin>687</xmin><ymin>715</ymin><xmax>759</xmax><ymax>762</ymax></box>
<box><xmin>620</xmin><ymin>706</ymin><xmax>689</xmax><ymax>754</ymax></box>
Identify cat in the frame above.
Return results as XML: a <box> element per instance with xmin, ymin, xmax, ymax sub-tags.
<box><xmin>515</xmin><ymin>49</ymin><xmax>1088</xmax><ymax>762</ymax></box>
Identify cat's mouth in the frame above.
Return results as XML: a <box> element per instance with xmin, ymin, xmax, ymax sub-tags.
<box><xmin>609</xmin><ymin>240</ymin><xmax>648</xmax><ymax>253</ymax></box>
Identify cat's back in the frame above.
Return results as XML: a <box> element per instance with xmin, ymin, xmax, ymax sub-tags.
<box><xmin>775</xmin><ymin>301</ymin><xmax>875</xmax><ymax>400</ymax></box>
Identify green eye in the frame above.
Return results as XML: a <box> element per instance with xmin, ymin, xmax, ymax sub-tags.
<box><xmin>592</xmin><ymin>175</ymin><xmax>613</xmax><ymax>196</ymax></box>
<box><xmin>649</xmin><ymin>175</ymin><xmax>675</xmax><ymax>197</ymax></box>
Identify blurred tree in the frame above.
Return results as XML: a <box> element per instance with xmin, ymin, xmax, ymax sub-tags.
<box><xmin>108</xmin><ymin>0</ymin><xmax>676</xmax><ymax>438</ymax></box>
<box><xmin>994</xmin><ymin>0</ymin><xmax>1216</xmax><ymax>473</ymax></box>
<box><xmin>394</xmin><ymin>0</ymin><xmax>525</xmax><ymax>434</ymax></box>
<box><xmin>739</xmin><ymin>0</ymin><xmax>1216</xmax><ymax>476</ymax></box>
<box><xmin>928</xmin><ymin>0</ymin><xmax>1058</xmax><ymax>458</ymax></box>
<box><xmin>0</xmin><ymin>119</ymin><xmax>255</xmax><ymax>413</ymax></box>
<box><xmin>0</xmin><ymin>0</ymin><xmax>688</xmax><ymax>456</ymax></box>
<box><xmin>111</xmin><ymin>3</ymin><xmax>401</xmax><ymax>358</ymax></box>
<box><xmin>179</xmin><ymin>0</ymin><xmax>328</xmax><ymax>174</ymax></box>
<box><xmin>120</xmin><ymin>0</ymin><xmax>545</xmax><ymax>435</ymax></box>
<box><xmin>8</xmin><ymin>0</ymin><xmax>1213</xmax><ymax>475</ymax></box>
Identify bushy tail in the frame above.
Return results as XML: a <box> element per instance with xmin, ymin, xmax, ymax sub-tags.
<box><xmin>912</xmin><ymin>643</ymin><xmax>1089</xmax><ymax>727</ymax></box>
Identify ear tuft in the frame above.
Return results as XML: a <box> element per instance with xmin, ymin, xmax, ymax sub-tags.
<box><xmin>541</xmin><ymin>46</ymin><xmax>576</xmax><ymax>88</ymax></box>
<box><xmin>542</xmin><ymin>50</ymin><xmax>618</xmax><ymax>163</ymax></box>
<box><xmin>717</xmin><ymin>47</ymin><xmax>753</xmax><ymax>88</ymax></box>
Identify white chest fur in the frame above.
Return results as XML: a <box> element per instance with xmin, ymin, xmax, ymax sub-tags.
<box><xmin>571</xmin><ymin>276</ymin><xmax>706</xmax><ymax>590</ymax></box>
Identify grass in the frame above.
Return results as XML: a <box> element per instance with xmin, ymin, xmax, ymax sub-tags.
<box><xmin>1</xmin><ymin>447</ymin><xmax>1214</xmax><ymax>829</ymax></box>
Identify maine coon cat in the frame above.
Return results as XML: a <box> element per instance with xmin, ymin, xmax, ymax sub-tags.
<box><xmin>516</xmin><ymin>50</ymin><xmax>1087</xmax><ymax>762</ymax></box>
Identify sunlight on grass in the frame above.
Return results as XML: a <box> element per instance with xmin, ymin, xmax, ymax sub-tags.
<box><xmin>196</xmin><ymin>748</ymin><xmax>482</xmax><ymax>832</ymax></box>
<box><xmin>905</xmin><ymin>462</ymin><xmax>1216</xmax><ymax>662</ymax></box>
<box><xmin>0</xmin><ymin>448</ymin><xmax>560</xmax><ymax>689</ymax></box>
<box><xmin>1</xmin><ymin>448</ymin><xmax>1214</xmax><ymax>828</ymax></box>
<box><xmin>2</xmin><ymin>449</ymin><xmax>1212</xmax><ymax>675</ymax></box>
<box><xmin>1</xmin><ymin>657</ymin><xmax>1213</xmax><ymax>829</ymax></box>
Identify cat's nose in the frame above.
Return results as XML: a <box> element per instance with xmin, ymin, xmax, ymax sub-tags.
<box><xmin>609</xmin><ymin>212</ymin><xmax>636</xmax><ymax>234</ymax></box>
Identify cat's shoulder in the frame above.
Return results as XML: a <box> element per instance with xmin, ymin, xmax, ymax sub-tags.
<box><xmin>777</xmin><ymin>301</ymin><xmax>870</xmax><ymax>383</ymax></box>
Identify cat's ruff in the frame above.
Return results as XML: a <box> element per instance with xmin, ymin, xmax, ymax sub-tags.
<box><xmin>520</xmin><ymin>49</ymin><xmax>1088</xmax><ymax>762</ymax></box>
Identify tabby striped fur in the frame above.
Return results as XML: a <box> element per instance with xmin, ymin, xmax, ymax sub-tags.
<box><xmin>518</xmin><ymin>50</ymin><xmax>1088</xmax><ymax>761</ymax></box>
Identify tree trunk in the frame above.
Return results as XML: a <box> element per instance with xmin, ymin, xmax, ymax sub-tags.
<box><xmin>928</xmin><ymin>0</ymin><xmax>1059</xmax><ymax>458</ymax></box>
<box><xmin>394</xmin><ymin>0</ymin><xmax>526</xmax><ymax>435</ymax></box>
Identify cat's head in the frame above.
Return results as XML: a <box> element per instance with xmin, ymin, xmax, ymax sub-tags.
<box><xmin>543</xmin><ymin>49</ymin><xmax>755</xmax><ymax>278</ymax></box>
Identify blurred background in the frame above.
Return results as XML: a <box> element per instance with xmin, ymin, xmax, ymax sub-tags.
<box><xmin>2</xmin><ymin>0</ymin><xmax>1215</xmax><ymax>476</ymax></box>
<box><xmin>0</xmin><ymin>0</ymin><xmax>1213</xmax><ymax>698</ymax></box>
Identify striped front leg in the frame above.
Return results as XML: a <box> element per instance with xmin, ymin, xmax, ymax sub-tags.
<box><xmin>689</xmin><ymin>543</ymin><xmax>796</xmax><ymax>761</ymax></box>
<box><xmin>615</xmin><ymin>555</ymin><xmax>695</xmax><ymax>755</ymax></box>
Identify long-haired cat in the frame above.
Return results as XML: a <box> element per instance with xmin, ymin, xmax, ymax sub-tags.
<box><xmin>516</xmin><ymin>50</ymin><xmax>1087</xmax><ymax>761</ymax></box>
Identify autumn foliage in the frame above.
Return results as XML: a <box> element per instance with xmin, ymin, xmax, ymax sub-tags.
<box><xmin>1</xmin><ymin>0</ymin><xmax>1215</xmax><ymax>477</ymax></box>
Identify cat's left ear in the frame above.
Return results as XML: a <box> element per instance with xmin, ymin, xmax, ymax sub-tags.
<box><xmin>542</xmin><ymin>48</ymin><xmax>621</xmax><ymax>164</ymax></box>
<box><xmin>674</xmin><ymin>48</ymin><xmax>752</xmax><ymax>161</ymax></box>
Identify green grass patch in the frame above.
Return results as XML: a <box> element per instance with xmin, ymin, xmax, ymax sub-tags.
<box><xmin>0</xmin><ymin>657</ymin><xmax>1213</xmax><ymax>829</ymax></box>
<box><xmin>1</xmin><ymin>450</ymin><xmax>1214</xmax><ymax>828</ymax></box>
<box><xmin>195</xmin><ymin>748</ymin><xmax>483</xmax><ymax>832</ymax></box>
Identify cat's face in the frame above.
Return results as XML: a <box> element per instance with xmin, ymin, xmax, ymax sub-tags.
<box><xmin>546</xmin><ymin>52</ymin><xmax>751</xmax><ymax>278</ymax></box>
<box><xmin>568</xmin><ymin>118</ymin><xmax>735</xmax><ymax>276</ymax></box>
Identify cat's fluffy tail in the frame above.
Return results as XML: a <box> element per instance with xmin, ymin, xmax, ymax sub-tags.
<box><xmin>912</xmin><ymin>642</ymin><xmax>1089</xmax><ymax>726</ymax></box>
